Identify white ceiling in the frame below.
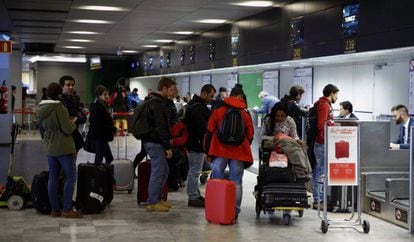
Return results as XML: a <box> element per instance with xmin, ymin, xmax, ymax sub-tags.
<box><xmin>1</xmin><ymin>0</ymin><xmax>290</xmax><ymax>55</ymax></box>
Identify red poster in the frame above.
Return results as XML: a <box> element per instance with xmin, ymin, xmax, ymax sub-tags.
<box><xmin>329</xmin><ymin>163</ymin><xmax>356</xmax><ymax>185</ymax></box>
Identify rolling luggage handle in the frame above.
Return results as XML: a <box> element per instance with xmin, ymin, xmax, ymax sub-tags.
<box><xmin>116</xmin><ymin>129</ymin><xmax>128</xmax><ymax>160</ymax></box>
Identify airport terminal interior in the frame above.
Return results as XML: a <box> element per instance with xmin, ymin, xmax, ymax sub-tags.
<box><xmin>1</xmin><ymin>0</ymin><xmax>414</xmax><ymax>241</ymax></box>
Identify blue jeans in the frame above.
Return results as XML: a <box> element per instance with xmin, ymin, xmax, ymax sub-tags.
<box><xmin>47</xmin><ymin>154</ymin><xmax>76</xmax><ymax>212</ymax></box>
<box><xmin>93</xmin><ymin>140</ymin><xmax>114</xmax><ymax>164</ymax></box>
<box><xmin>143</xmin><ymin>142</ymin><xmax>169</xmax><ymax>205</ymax></box>
<box><xmin>187</xmin><ymin>151</ymin><xmax>205</xmax><ymax>200</ymax></box>
<box><xmin>211</xmin><ymin>157</ymin><xmax>244</xmax><ymax>214</ymax></box>
<box><xmin>312</xmin><ymin>142</ymin><xmax>325</xmax><ymax>203</ymax></box>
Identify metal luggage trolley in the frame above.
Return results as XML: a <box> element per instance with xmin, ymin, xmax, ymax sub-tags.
<box><xmin>317</xmin><ymin>120</ymin><xmax>370</xmax><ymax>233</ymax></box>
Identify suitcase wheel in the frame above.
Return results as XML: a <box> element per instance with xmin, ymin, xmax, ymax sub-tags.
<box><xmin>7</xmin><ymin>195</ymin><xmax>24</xmax><ymax>211</ymax></box>
<box><xmin>321</xmin><ymin>220</ymin><xmax>329</xmax><ymax>233</ymax></box>
<box><xmin>298</xmin><ymin>210</ymin><xmax>304</xmax><ymax>217</ymax></box>
<box><xmin>200</xmin><ymin>174</ymin><xmax>208</xmax><ymax>185</ymax></box>
<box><xmin>128</xmin><ymin>189</ymin><xmax>132</xmax><ymax>194</ymax></box>
<box><xmin>362</xmin><ymin>220</ymin><xmax>370</xmax><ymax>233</ymax></box>
<box><xmin>282</xmin><ymin>214</ymin><xmax>290</xmax><ymax>225</ymax></box>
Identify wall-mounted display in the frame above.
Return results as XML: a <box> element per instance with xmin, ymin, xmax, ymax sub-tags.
<box><xmin>143</xmin><ymin>59</ymin><xmax>148</xmax><ymax>72</ymax></box>
<box><xmin>189</xmin><ymin>45</ymin><xmax>195</xmax><ymax>64</ymax></box>
<box><xmin>231</xmin><ymin>33</ymin><xmax>239</xmax><ymax>57</ymax></box>
<box><xmin>160</xmin><ymin>56</ymin><xmax>164</xmax><ymax>69</ymax></box>
<box><xmin>149</xmin><ymin>56</ymin><xmax>153</xmax><ymax>70</ymax></box>
<box><xmin>90</xmin><ymin>56</ymin><xmax>101</xmax><ymax>70</ymax></box>
<box><xmin>209</xmin><ymin>40</ymin><xmax>216</xmax><ymax>62</ymax></box>
<box><xmin>180</xmin><ymin>48</ymin><xmax>185</xmax><ymax>65</ymax></box>
<box><xmin>291</xmin><ymin>16</ymin><xmax>304</xmax><ymax>47</ymax></box>
<box><xmin>342</xmin><ymin>3</ymin><xmax>360</xmax><ymax>38</ymax></box>
<box><xmin>166</xmin><ymin>52</ymin><xmax>171</xmax><ymax>68</ymax></box>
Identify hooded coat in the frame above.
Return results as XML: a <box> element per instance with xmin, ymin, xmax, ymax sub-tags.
<box><xmin>206</xmin><ymin>96</ymin><xmax>254</xmax><ymax>163</ymax></box>
<box><xmin>37</xmin><ymin>100</ymin><xmax>76</xmax><ymax>156</ymax></box>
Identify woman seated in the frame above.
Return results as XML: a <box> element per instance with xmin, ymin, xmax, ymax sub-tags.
<box><xmin>261</xmin><ymin>102</ymin><xmax>304</xmax><ymax>146</ymax></box>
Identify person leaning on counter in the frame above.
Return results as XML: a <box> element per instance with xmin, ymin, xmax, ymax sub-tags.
<box><xmin>389</xmin><ymin>104</ymin><xmax>414</xmax><ymax>150</ymax></box>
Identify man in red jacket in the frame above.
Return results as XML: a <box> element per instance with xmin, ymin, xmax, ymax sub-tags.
<box><xmin>206</xmin><ymin>87</ymin><xmax>254</xmax><ymax>218</ymax></box>
<box><xmin>312</xmin><ymin>84</ymin><xmax>339</xmax><ymax>209</ymax></box>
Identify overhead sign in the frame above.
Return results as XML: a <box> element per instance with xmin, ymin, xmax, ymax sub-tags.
<box><xmin>0</xmin><ymin>41</ymin><xmax>12</xmax><ymax>53</ymax></box>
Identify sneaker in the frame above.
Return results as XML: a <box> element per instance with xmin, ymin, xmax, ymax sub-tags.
<box><xmin>160</xmin><ymin>200</ymin><xmax>172</xmax><ymax>209</ymax></box>
<box><xmin>50</xmin><ymin>210</ymin><xmax>61</xmax><ymax>217</ymax></box>
<box><xmin>198</xmin><ymin>196</ymin><xmax>205</xmax><ymax>202</ymax></box>
<box><xmin>147</xmin><ymin>202</ymin><xmax>170</xmax><ymax>212</ymax></box>
<box><xmin>188</xmin><ymin>199</ymin><xmax>205</xmax><ymax>208</ymax></box>
<box><xmin>61</xmin><ymin>210</ymin><xmax>83</xmax><ymax>219</ymax></box>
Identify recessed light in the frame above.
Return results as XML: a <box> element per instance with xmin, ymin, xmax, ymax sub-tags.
<box><xmin>173</xmin><ymin>31</ymin><xmax>194</xmax><ymax>35</ymax></box>
<box><xmin>195</xmin><ymin>19</ymin><xmax>227</xmax><ymax>24</ymax></box>
<box><xmin>75</xmin><ymin>5</ymin><xmax>129</xmax><ymax>11</ymax></box>
<box><xmin>142</xmin><ymin>45</ymin><xmax>158</xmax><ymax>48</ymax></box>
<box><xmin>122</xmin><ymin>50</ymin><xmax>138</xmax><ymax>53</ymax></box>
<box><xmin>61</xmin><ymin>46</ymin><xmax>85</xmax><ymax>49</ymax></box>
<box><xmin>66</xmin><ymin>31</ymin><xmax>100</xmax><ymax>35</ymax></box>
<box><xmin>232</xmin><ymin>1</ymin><xmax>274</xmax><ymax>7</ymax></box>
<box><xmin>70</xmin><ymin>19</ymin><xmax>113</xmax><ymax>24</ymax></box>
<box><xmin>66</xmin><ymin>39</ymin><xmax>94</xmax><ymax>43</ymax></box>
<box><xmin>155</xmin><ymin>39</ymin><xmax>173</xmax><ymax>43</ymax></box>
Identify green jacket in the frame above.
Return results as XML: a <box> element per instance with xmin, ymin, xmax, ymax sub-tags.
<box><xmin>37</xmin><ymin>100</ymin><xmax>76</xmax><ymax>156</ymax></box>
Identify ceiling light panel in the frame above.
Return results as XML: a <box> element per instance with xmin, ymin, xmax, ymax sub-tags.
<box><xmin>61</xmin><ymin>46</ymin><xmax>85</xmax><ymax>49</ymax></box>
<box><xmin>122</xmin><ymin>50</ymin><xmax>138</xmax><ymax>53</ymax></box>
<box><xmin>65</xmin><ymin>31</ymin><xmax>100</xmax><ymax>35</ymax></box>
<box><xmin>142</xmin><ymin>45</ymin><xmax>158</xmax><ymax>48</ymax></box>
<box><xmin>155</xmin><ymin>39</ymin><xmax>174</xmax><ymax>43</ymax></box>
<box><xmin>195</xmin><ymin>19</ymin><xmax>227</xmax><ymax>24</ymax></box>
<box><xmin>232</xmin><ymin>1</ymin><xmax>274</xmax><ymax>7</ymax></box>
<box><xmin>173</xmin><ymin>31</ymin><xmax>194</xmax><ymax>35</ymax></box>
<box><xmin>70</xmin><ymin>19</ymin><xmax>114</xmax><ymax>24</ymax></box>
<box><xmin>74</xmin><ymin>5</ymin><xmax>129</xmax><ymax>11</ymax></box>
<box><xmin>66</xmin><ymin>39</ymin><xmax>94</xmax><ymax>42</ymax></box>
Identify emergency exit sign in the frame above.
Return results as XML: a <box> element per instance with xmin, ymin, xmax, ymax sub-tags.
<box><xmin>0</xmin><ymin>41</ymin><xmax>12</xmax><ymax>53</ymax></box>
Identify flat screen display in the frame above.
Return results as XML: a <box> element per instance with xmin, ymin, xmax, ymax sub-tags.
<box><xmin>231</xmin><ymin>33</ymin><xmax>239</xmax><ymax>57</ymax></box>
<box><xmin>342</xmin><ymin>3</ymin><xmax>360</xmax><ymax>37</ymax></box>
<box><xmin>291</xmin><ymin>16</ymin><xmax>304</xmax><ymax>47</ymax></box>
<box><xmin>90</xmin><ymin>56</ymin><xmax>101</xmax><ymax>70</ymax></box>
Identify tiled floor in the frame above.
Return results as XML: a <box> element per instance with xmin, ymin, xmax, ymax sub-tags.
<box><xmin>0</xmin><ymin>134</ymin><xmax>413</xmax><ymax>241</ymax></box>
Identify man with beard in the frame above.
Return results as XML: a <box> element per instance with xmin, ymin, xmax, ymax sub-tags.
<box><xmin>312</xmin><ymin>84</ymin><xmax>339</xmax><ymax>210</ymax></box>
<box><xmin>390</xmin><ymin>104</ymin><xmax>414</xmax><ymax>150</ymax></box>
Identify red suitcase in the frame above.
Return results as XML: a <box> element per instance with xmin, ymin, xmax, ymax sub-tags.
<box><xmin>137</xmin><ymin>159</ymin><xmax>168</xmax><ymax>204</ymax></box>
<box><xmin>205</xmin><ymin>179</ymin><xmax>236</xmax><ymax>225</ymax></box>
<box><xmin>335</xmin><ymin>140</ymin><xmax>349</xmax><ymax>159</ymax></box>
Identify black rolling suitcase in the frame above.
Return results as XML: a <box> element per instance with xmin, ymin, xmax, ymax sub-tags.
<box><xmin>76</xmin><ymin>163</ymin><xmax>114</xmax><ymax>214</ymax></box>
<box><xmin>261</xmin><ymin>183</ymin><xmax>308</xmax><ymax>208</ymax></box>
<box><xmin>328</xmin><ymin>186</ymin><xmax>357</xmax><ymax>212</ymax></box>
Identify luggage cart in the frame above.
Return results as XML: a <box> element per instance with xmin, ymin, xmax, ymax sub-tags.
<box><xmin>317</xmin><ymin>120</ymin><xmax>369</xmax><ymax>233</ymax></box>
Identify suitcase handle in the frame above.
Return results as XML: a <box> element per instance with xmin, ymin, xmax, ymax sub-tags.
<box><xmin>116</xmin><ymin>130</ymin><xmax>128</xmax><ymax>160</ymax></box>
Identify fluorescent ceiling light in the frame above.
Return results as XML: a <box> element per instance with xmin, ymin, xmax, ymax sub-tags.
<box><xmin>75</xmin><ymin>5</ymin><xmax>128</xmax><ymax>11</ymax></box>
<box><xmin>61</xmin><ymin>46</ymin><xmax>85</xmax><ymax>49</ymax></box>
<box><xmin>66</xmin><ymin>39</ymin><xmax>94</xmax><ymax>43</ymax></box>
<box><xmin>70</xmin><ymin>19</ymin><xmax>113</xmax><ymax>24</ymax></box>
<box><xmin>155</xmin><ymin>39</ymin><xmax>173</xmax><ymax>43</ymax></box>
<box><xmin>142</xmin><ymin>45</ymin><xmax>158</xmax><ymax>48</ymax></box>
<box><xmin>122</xmin><ymin>50</ymin><xmax>138</xmax><ymax>53</ymax></box>
<box><xmin>29</xmin><ymin>55</ymin><xmax>87</xmax><ymax>63</ymax></box>
<box><xmin>195</xmin><ymin>19</ymin><xmax>227</xmax><ymax>24</ymax></box>
<box><xmin>66</xmin><ymin>31</ymin><xmax>100</xmax><ymax>35</ymax></box>
<box><xmin>173</xmin><ymin>31</ymin><xmax>194</xmax><ymax>35</ymax></box>
<box><xmin>232</xmin><ymin>1</ymin><xmax>274</xmax><ymax>7</ymax></box>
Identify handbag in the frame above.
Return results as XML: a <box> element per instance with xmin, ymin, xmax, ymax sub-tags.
<box><xmin>84</xmin><ymin>135</ymin><xmax>96</xmax><ymax>153</ymax></box>
<box><xmin>72</xmin><ymin>129</ymin><xmax>85</xmax><ymax>151</ymax></box>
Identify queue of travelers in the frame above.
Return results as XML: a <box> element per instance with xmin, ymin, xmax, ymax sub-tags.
<box><xmin>36</xmin><ymin>75</ymin><xmax>410</xmax><ymax>221</ymax></box>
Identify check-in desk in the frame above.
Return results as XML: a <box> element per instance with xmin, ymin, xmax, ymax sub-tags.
<box><xmin>359</xmin><ymin>121</ymin><xmax>410</xmax><ymax>228</ymax></box>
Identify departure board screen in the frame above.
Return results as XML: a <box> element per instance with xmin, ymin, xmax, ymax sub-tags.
<box><xmin>342</xmin><ymin>3</ymin><xmax>360</xmax><ymax>37</ymax></box>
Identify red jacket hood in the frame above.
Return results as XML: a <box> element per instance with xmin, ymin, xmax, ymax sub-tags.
<box><xmin>223</xmin><ymin>96</ymin><xmax>247</xmax><ymax>109</ymax></box>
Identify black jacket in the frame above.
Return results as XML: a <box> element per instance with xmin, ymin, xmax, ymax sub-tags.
<box><xmin>60</xmin><ymin>93</ymin><xmax>86</xmax><ymax>125</ymax></box>
<box><xmin>88</xmin><ymin>100</ymin><xmax>116</xmax><ymax>142</ymax></box>
<box><xmin>281</xmin><ymin>95</ymin><xmax>307</xmax><ymax>138</ymax></box>
<box><xmin>142</xmin><ymin>93</ymin><xmax>171</xmax><ymax>150</ymax></box>
<box><xmin>185</xmin><ymin>94</ymin><xmax>210</xmax><ymax>152</ymax></box>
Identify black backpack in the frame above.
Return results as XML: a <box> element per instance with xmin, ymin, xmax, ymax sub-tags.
<box><xmin>217</xmin><ymin>106</ymin><xmax>245</xmax><ymax>145</ymax></box>
<box><xmin>306</xmin><ymin>105</ymin><xmax>318</xmax><ymax>143</ymax></box>
<box><xmin>132</xmin><ymin>96</ymin><xmax>161</xmax><ymax>139</ymax></box>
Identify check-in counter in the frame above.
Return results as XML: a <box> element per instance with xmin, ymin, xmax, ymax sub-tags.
<box><xmin>359</xmin><ymin>121</ymin><xmax>410</xmax><ymax>229</ymax></box>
